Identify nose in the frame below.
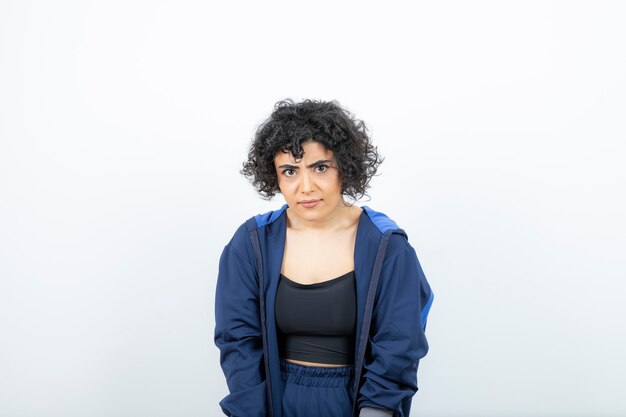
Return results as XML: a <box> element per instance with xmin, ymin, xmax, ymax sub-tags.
<box><xmin>300</xmin><ymin>170</ymin><xmax>314</xmax><ymax>193</ymax></box>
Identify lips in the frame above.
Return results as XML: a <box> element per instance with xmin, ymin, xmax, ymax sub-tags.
<box><xmin>299</xmin><ymin>199</ymin><xmax>321</xmax><ymax>208</ymax></box>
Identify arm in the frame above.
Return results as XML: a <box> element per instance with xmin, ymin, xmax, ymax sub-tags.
<box><xmin>214</xmin><ymin>243</ymin><xmax>267</xmax><ymax>417</ymax></box>
<box><xmin>357</xmin><ymin>241</ymin><xmax>433</xmax><ymax>417</ymax></box>
<box><xmin>360</xmin><ymin>407</ymin><xmax>394</xmax><ymax>416</ymax></box>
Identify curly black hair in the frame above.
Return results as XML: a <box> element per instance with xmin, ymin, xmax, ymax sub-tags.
<box><xmin>240</xmin><ymin>99</ymin><xmax>384</xmax><ymax>202</ymax></box>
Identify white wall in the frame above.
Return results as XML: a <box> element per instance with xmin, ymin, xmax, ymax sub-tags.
<box><xmin>1</xmin><ymin>1</ymin><xmax>624</xmax><ymax>416</ymax></box>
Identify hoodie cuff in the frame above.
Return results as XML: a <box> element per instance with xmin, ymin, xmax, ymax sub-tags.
<box><xmin>359</xmin><ymin>407</ymin><xmax>394</xmax><ymax>417</ymax></box>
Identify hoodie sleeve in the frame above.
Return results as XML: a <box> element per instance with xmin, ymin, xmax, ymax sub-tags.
<box><xmin>214</xmin><ymin>242</ymin><xmax>267</xmax><ymax>417</ymax></box>
<box><xmin>357</xmin><ymin>238</ymin><xmax>434</xmax><ymax>417</ymax></box>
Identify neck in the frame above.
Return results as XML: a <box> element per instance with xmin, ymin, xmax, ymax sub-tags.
<box><xmin>286</xmin><ymin>202</ymin><xmax>361</xmax><ymax>232</ymax></box>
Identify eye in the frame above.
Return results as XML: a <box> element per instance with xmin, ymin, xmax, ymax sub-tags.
<box><xmin>282</xmin><ymin>169</ymin><xmax>296</xmax><ymax>177</ymax></box>
<box><xmin>316</xmin><ymin>165</ymin><xmax>328</xmax><ymax>173</ymax></box>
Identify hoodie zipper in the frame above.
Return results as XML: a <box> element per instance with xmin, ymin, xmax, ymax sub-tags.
<box><xmin>248</xmin><ymin>228</ymin><xmax>275</xmax><ymax>417</ymax></box>
<box><xmin>351</xmin><ymin>231</ymin><xmax>391</xmax><ymax>415</ymax></box>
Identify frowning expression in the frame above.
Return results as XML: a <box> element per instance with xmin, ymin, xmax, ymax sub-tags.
<box><xmin>274</xmin><ymin>140</ymin><xmax>345</xmax><ymax>221</ymax></box>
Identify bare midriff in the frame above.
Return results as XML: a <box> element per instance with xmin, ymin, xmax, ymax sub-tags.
<box><xmin>283</xmin><ymin>358</ymin><xmax>351</xmax><ymax>367</ymax></box>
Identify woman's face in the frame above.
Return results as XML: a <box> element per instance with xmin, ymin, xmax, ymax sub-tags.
<box><xmin>274</xmin><ymin>140</ymin><xmax>346</xmax><ymax>224</ymax></box>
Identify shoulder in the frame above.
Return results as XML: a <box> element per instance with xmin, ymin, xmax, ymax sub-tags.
<box><xmin>362</xmin><ymin>205</ymin><xmax>401</xmax><ymax>234</ymax></box>
<box><xmin>223</xmin><ymin>204</ymin><xmax>289</xmax><ymax>255</ymax></box>
<box><xmin>250</xmin><ymin>203</ymin><xmax>288</xmax><ymax>229</ymax></box>
<box><xmin>361</xmin><ymin>205</ymin><xmax>411</xmax><ymax>255</ymax></box>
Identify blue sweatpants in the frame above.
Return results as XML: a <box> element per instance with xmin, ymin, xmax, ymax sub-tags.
<box><xmin>280</xmin><ymin>360</ymin><xmax>355</xmax><ymax>417</ymax></box>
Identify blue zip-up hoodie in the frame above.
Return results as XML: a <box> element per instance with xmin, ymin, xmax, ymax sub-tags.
<box><xmin>215</xmin><ymin>204</ymin><xmax>434</xmax><ymax>417</ymax></box>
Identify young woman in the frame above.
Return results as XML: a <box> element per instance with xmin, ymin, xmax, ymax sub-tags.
<box><xmin>214</xmin><ymin>99</ymin><xmax>434</xmax><ymax>417</ymax></box>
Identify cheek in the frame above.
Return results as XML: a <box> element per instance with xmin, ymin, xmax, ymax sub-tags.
<box><xmin>328</xmin><ymin>172</ymin><xmax>342</xmax><ymax>187</ymax></box>
<box><xmin>276</xmin><ymin>176</ymin><xmax>294</xmax><ymax>191</ymax></box>
<box><xmin>322</xmin><ymin>176</ymin><xmax>342</xmax><ymax>194</ymax></box>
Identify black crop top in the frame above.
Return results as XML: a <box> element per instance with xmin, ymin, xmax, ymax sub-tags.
<box><xmin>275</xmin><ymin>271</ymin><xmax>356</xmax><ymax>365</ymax></box>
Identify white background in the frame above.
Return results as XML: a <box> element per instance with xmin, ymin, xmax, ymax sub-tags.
<box><xmin>1</xmin><ymin>1</ymin><xmax>625</xmax><ymax>416</ymax></box>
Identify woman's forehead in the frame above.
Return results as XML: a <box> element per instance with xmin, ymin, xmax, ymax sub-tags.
<box><xmin>274</xmin><ymin>141</ymin><xmax>333</xmax><ymax>163</ymax></box>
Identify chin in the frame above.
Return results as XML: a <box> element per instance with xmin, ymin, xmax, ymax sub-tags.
<box><xmin>296</xmin><ymin>204</ymin><xmax>323</xmax><ymax>215</ymax></box>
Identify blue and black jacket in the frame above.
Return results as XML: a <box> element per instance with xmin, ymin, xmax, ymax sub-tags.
<box><xmin>214</xmin><ymin>204</ymin><xmax>434</xmax><ymax>417</ymax></box>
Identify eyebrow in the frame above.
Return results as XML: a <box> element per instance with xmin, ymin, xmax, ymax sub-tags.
<box><xmin>277</xmin><ymin>159</ymin><xmax>333</xmax><ymax>169</ymax></box>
